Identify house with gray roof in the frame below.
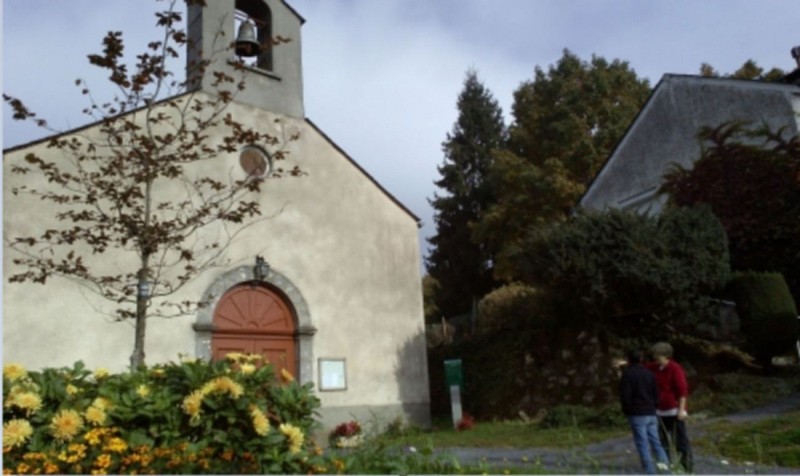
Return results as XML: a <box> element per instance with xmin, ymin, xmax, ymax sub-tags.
<box><xmin>580</xmin><ymin>73</ymin><xmax>800</xmax><ymax>213</ymax></box>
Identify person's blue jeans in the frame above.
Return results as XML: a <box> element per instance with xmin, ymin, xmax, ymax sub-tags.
<box><xmin>628</xmin><ymin>415</ymin><xmax>669</xmax><ymax>474</ymax></box>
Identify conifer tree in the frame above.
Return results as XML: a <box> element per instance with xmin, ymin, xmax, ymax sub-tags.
<box><xmin>426</xmin><ymin>70</ymin><xmax>506</xmax><ymax>318</ymax></box>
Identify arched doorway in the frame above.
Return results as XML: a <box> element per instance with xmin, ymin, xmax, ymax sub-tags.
<box><xmin>211</xmin><ymin>284</ymin><xmax>297</xmax><ymax>376</ymax></box>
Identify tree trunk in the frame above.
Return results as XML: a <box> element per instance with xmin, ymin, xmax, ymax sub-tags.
<box><xmin>130</xmin><ymin>292</ymin><xmax>148</xmax><ymax>369</ymax></box>
<box><xmin>130</xmin><ymin>265</ymin><xmax>150</xmax><ymax>369</ymax></box>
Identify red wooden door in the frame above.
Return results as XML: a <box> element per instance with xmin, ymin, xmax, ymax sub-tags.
<box><xmin>211</xmin><ymin>285</ymin><xmax>297</xmax><ymax>376</ymax></box>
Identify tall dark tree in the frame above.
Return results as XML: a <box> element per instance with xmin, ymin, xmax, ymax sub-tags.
<box><xmin>477</xmin><ymin>49</ymin><xmax>650</xmax><ymax>279</ymax></box>
<box><xmin>426</xmin><ymin>70</ymin><xmax>506</xmax><ymax>318</ymax></box>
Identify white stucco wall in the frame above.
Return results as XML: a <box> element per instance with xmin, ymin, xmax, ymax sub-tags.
<box><xmin>3</xmin><ymin>93</ymin><xmax>430</xmax><ymax>428</ymax></box>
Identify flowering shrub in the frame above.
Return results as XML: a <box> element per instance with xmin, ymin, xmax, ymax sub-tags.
<box><xmin>2</xmin><ymin>356</ymin><xmax>329</xmax><ymax>474</ymax></box>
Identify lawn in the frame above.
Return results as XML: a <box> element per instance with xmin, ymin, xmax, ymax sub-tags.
<box><xmin>386</xmin><ymin>417</ymin><xmax>627</xmax><ymax>450</ymax></box>
<box><xmin>694</xmin><ymin>411</ymin><xmax>800</xmax><ymax>468</ymax></box>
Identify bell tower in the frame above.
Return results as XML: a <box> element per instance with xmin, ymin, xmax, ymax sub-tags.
<box><xmin>187</xmin><ymin>0</ymin><xmax>305</xmax><ymax>118</ymax></box>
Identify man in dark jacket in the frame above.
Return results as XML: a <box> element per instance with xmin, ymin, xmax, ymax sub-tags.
<box><xmin>620</xmin><ymin>349</ymin><xmax>669</xmax><ymax>474</ymax></box>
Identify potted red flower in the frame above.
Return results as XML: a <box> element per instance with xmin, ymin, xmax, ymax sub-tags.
<box><xmin>329</xmin><ymin>420</ymin><xmax>363</xmax><ymax>448</ymax></box>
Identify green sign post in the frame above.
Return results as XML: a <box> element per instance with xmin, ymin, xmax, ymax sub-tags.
<box><xmin>443</xmin><ymin>359</ymin><xmax>463</xmax><ymax>428</ymax></box>
<box><xmin>444</xmin><ymin>359</ymin><xmax>463</xmax><ymax>389</ymax></box>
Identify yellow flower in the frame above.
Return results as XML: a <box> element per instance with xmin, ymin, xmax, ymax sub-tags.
<box><xmin>85</xmin><ymin>406</ymin><xmax>107</xmax><ymax>426</ymax></box>
<box><xmin>182</xmin><ymin>390</ymin><xmax>204</xmax><ymax>418</ymax></box>
<box><xmin>94</xmin><ymin>453</ymin><xmax>112</xmax><ymax>469</ymax></box>
<box><xmin>3</xmin><ymin>363</ymin><xmax>27</xmax><ymax>382</ymax></box>
<box><xmin>150</xmin><ymin>368</ymin><xmax>165</xmax><ymax>377</ymax></box>
<box><xmin>11</xmin><ymin>391</ymin><xmax>43</xmax><ymax>415</ymax></box>
<box><xmin>50</xmin><ymin>409</ymin><xmax>84</xmax><ymax>442</ymax></box>
<box><xmin>136</xmin><ymin>384</ymin><xmax>150</xmax><ymax>398</ymax></box>
<box><xmin>104</xmin><ymin>437</ymin><xmax>127</xmax><ymax>453</ymax></box>
<box><xmin>240</xmin><ymin>363</ymin><xmax>256</xmax><ymax>375</ymax></box>
<box><xmin>3</xmin><ymin>419</ymin><xmax>33</xmax><ymax>448</ymax></box>
<box><xmin>280</xmin><ymin>368</ymin><xmax>295</xmax><ymax>383</ymax></box>
<box><xmin>211</xmin><ymin>376</ymin><xmax>244</xmax><ymax>399</ymax></box>
<box><xmin>22</xmin><ymin>452</ymin><xmax>46</xmax><ymax>462</ymax></box>
<box><xmin>245</xmin><ymin>353</ymin><xmax>264</xmax><ymax>363</ymax></box>
<box><xmin>200</xmin><ymin>380</ymin><xmax>216</xmax><ymax>396</ymax></box>
<box><xmin>15</xmin><ymin>463</ymin><xmax>31</xmax><ymax>474</ymax></box>
<box><xmin>84</xmin><ymin>428</ymin><xmax>106</xmax><ymax>446</ymax></box>
<box><xmin>93</xmin><ymin>368</ymin><xmax>110</xmax><ymax>380</ymax></box>
<box><xmin>279</xmin><ymin>423</ymin><xmax>304</xmax><ymax>454</ymax></box>
<box><xmin>249</xmin><ymin>405</ymin><xmax>270</xmax><ymax>436</ymax></box>
<box><xmin>94</xmin><ymin>397</ymin><xmax>113</xmax><ymax>410</ymax></box>
<box><xmin>225</xmin><ymin>352</ymin><xmax>245</xmax><ymax>363</ymax></box>
<box><xmin>67</xmin><ymin>444</ymin><xmax>87</xmax><ymax>458</ymax></box>
<box><xmin>66</xmin><ymin>384</ymin><xmax>80</xmax><ymax>396</ymax></box>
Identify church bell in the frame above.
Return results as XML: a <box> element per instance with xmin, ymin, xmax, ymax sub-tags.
<box><xmin>235</xmin><ymin>20</ymin><xmax>261</xmax><ymax>57</ymax></box>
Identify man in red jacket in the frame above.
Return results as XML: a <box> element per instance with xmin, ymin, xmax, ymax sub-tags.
<box><xmin>647</xmin><ymin>341</ymin><xmax>693</xmax><ymax>472</ymax></box>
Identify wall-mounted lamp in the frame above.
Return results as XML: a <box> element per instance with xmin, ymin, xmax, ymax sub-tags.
<box><xmin>253</xmin><ymin>255</ymin><xmax>270</xmax><ymax>282</ymax></box>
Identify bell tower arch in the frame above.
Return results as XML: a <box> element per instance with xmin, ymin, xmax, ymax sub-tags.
<box><xmin>186</xmin><ymin>0</ymin><xmax>305</xmax><ymax>118</ymax></box>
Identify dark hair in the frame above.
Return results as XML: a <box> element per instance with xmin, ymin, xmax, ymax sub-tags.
<box><xmin>626</xmin><ymin>348</ymin><xmax>646</xmax><ymax>364</ymax></box>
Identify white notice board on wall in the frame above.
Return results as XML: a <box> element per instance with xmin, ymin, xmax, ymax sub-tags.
<box><xmin>318</xmin><ymin>358</ymin><xmax>347</xmax><ymax>391</ymax></box>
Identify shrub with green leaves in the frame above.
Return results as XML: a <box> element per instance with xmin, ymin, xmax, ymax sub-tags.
<box><xmin>476</xmin><ymin>283</ymin><xmax>547</xmax><ymax>335</ymax></box>
<box><xmin>2</xmin><ymin>355</ymin><xmax>329</xmax><ymax>474</ymax></box>
<box><xmin>511</xmin><ymin>206</ymin><xmax>730</xmax><ymax>338</ymax></box>
<box><xmin>727</xmin><ymin>272</ymin><xmax>799</xmax><ymax>366</ymax></box>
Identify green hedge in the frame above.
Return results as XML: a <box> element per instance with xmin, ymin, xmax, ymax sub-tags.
<box><xmin>727</xmin><ymin>272</ymin><xmax>799</xmax><ymax>366</ymax></box>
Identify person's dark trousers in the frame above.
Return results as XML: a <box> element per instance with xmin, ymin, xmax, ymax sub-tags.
<box><xmin>658</xmin><ymin>415</ymin><xmax>693</xmax><ymax>472</ymax></box>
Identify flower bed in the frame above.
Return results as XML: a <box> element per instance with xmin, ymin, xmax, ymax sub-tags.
<box><xmin>2</xmin><ymin>355</ymin><xmax>331</xmax><ymax>474</ymax></box>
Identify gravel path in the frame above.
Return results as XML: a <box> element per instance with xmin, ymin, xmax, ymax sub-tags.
<box><xmin>432</xmin><ymin>394</ymin><xmax>800</xmax><ymax>474</ymax></box>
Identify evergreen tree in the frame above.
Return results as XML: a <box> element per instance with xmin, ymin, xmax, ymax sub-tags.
<box><xmin>476</xmin><ymin>49</ymin><xmax>650</xmax><ymax>279</ymax></box>
<box><xmin>426</xmin><ymin>70</ymin><xmax>506</xmax><ymax>318</ymax></box>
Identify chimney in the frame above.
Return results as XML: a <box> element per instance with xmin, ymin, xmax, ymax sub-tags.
<box><xmin>782</xmin><ymin>46</ymin><xmax>800</xmax><ymax>85</ymax></box>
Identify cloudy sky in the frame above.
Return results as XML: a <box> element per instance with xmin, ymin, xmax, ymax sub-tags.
<box><xmin>3</xmin><ymin>0</ymin><xmax>799</xmax><ymax>270</ymax></box>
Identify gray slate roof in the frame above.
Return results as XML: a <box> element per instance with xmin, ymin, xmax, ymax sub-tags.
<box><xmin>580</xmin><ymin>74</ymin><xmax>800</xmax><ymax>214</ymax></box>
